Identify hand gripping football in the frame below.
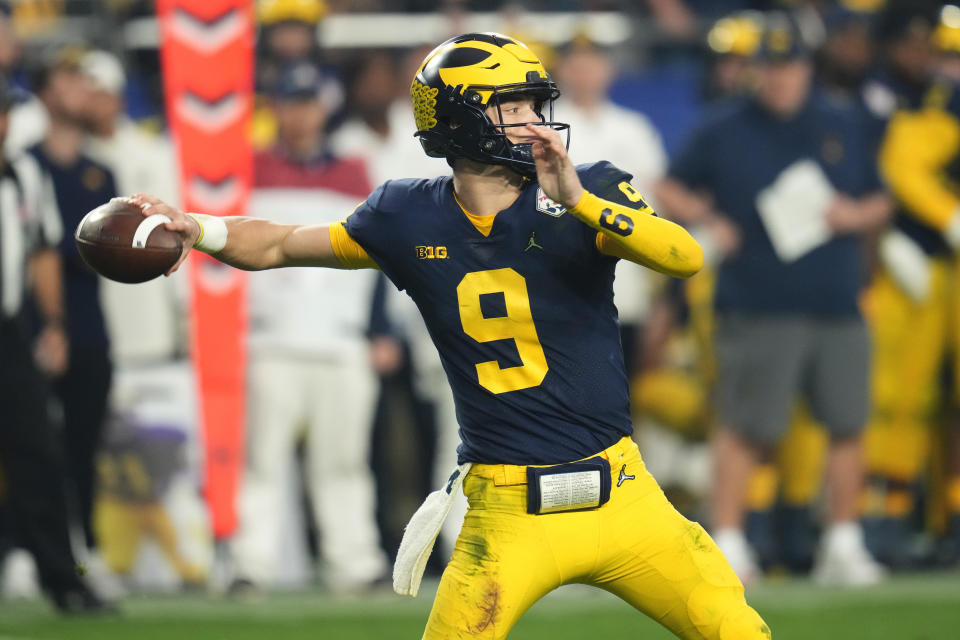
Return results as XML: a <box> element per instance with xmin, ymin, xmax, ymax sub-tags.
<box><xmin>75</xmin><ymin>197</ymin><xmax>183</xmax><ymax>283</ymax></box>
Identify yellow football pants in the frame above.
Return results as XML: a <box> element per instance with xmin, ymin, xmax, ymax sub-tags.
<box><xmin>423</xmin><ymin>438</ymin><xmax>770</xmax><ymax>639</ymax></box>
<box><xmin>863</xmin><ymin>262</ymin><xmax>953</xmax><ymax>485</ymax></box>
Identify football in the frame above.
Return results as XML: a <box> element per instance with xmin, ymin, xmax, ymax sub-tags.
<box><xmin>75</xmin><ymin>197</ymin><xmax>183</xmax><ymax>283</ymax></box>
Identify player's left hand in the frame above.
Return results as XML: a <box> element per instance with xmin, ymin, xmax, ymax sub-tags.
<box><xmin>523</xmin><ymin>124</ymin><xmax>584</xmax><ymax>209</ymax></box>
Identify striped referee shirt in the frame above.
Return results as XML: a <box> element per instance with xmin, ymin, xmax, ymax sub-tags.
<box><xmin>0</xmin><ymin>152</ymin><xmax>62</xmax><ymax>320</ymax></box>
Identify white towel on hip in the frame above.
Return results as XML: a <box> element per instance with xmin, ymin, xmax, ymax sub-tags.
<box><xmin>393</xmin><ymin>463</ymin><xmax>472</xmax><ymax>597</ymax></box>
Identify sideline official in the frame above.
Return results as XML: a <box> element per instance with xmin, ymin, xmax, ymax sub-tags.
<box><xmin>0</xmin><ymin>76</ymin><xmax>108</xmax><ymax>613</ymax></box>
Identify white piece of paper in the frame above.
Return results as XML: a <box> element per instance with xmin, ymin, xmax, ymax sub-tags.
<box><xmin>756</xmin><ymin>159</ymin><xmax>837</xmax><ymax>262</ymax></box>
<box><xmin>538</xmin><ymin>470</ymin><xmax>602</xmax><ymax>513</ymax></box>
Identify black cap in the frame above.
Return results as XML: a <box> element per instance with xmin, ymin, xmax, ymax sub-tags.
<box><xmin>755</xmin><ymin>17</ymin><xmax>810</xmax><ymax>62</ymax></box>
<box><xmin>271</xmin><ymin>61</ymin><xmax>328</xmax><ymax>100</ymax></box>
<box><xmin>268</xmin><ymin>61</ymin><xmax>343</xmax><ymax>111</ymax></box>
<box><xmin>874</xmin><ymin>6</ymin><xmax>936</xmax><ymax>43</ymax></box>
<box><xmin>30</xmin><ymin>44</ymin><xmax>85</xmax><ymax>94</ymax></box>
<box><xmin>823</xmin><ymin>5</ymin><xmax>875</xmax><ymax>35</ymax></box>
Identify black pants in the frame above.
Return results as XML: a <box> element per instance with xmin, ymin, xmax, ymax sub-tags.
<box><xmin>54</xmin><ymin>344</ymin><xmax>112</xmax><ymax>551</ymax></box>
<box><xmin>0</xmin><ymin>320</ymin><xmax>81</xmax><ymax>593</ymax></box>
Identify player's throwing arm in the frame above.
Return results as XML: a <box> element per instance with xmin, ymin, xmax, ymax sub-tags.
<box><xmin>130</xmin><ymin>193</ymin><xmax>346</xmax><ymax>273</ymax></box>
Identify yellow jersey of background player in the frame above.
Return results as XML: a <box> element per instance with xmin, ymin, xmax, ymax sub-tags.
<box><xmin>135</xmin><ymin>32</ymin><xmax>769</xmax><ymax>640</ymax></box>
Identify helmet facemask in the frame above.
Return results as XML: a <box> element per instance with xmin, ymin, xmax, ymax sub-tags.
<box><xmin>473</xmin><ymin>82</ymin><xmax>571</xmax><ymax>177</ymax></box>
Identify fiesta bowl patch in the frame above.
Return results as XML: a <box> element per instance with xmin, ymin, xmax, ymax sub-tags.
<box><xmin>536</xmin><ymin>188</ymin><xmax>566</xmax><ymax>217</ymax></box>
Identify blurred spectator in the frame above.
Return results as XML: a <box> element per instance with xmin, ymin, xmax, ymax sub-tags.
<box><xmin>872</xmin><ymin>3</ymin><xmax>960</xmax><ymax>566</ymax></box>
<box><xmin>858</xmin><ymin>15</ymin><xmax>939</xmax><ymax>566</ymax></box>
<box><xmin>702</xmin><ymin>11</ymin><xmax>763</xmax><ymax>102</ymax></box>
<box><xmin>816</xmin><ymin>6</ymin><xmax>876</xmax><ymax>104</ymax></box>
<box><xmin>646</xmin><ymin>0</ymin><xmax>699</xmax><ymax>42</ymax></box>
<box><xmin>7</xmin><ymin>0</ymin><xmax>66</xmax><ymax>39</ymax></box>
<box><xmin>252</xmin><ymin>0</ymin><xmax>330</xmax><ymax>149</ymax></box>
<box><xmin>28</xmin><ymin>48</ymin><xmax>118</xmax><ymax>579</ymax></box>
<box><xmin>331</xmin><ymin>47</ymin><xmax>441</xmax><ymax>184</ymax></box>
<box><xmin>0</xmin><ymin>75</ymin><xmax>109</xmax><ymax>613</ymax></box>
<box><xmin>251</xmin><ymin>62</ymin><xmax>349</xmax><ymax>185</ymax></box>
<box><xmin>81</xmin><ymin>50</ymin><xmax>178</xmax><ymax>203</ymax></box>
<box><xmin>736</xmin><ymin>3</ymin><xmax>886</xmax><ymax>577</ymax></box>
<box><xmin>656</xmin><ymin>16</ymin><xmax>891</xmax><ymax>586</ymax></box>
<box><xmin>0</xmin><ymin>2</ymin><xmax>18</xmax><ymax>75</ymax></box>
<box><xmin>831</xmin><ymin>5</ymin><xmax>940</xmax><ymax>569</ymax></box>
<box><xmin>80</xmin><ymin>49</ymin><xmax>186</xmax><ymax>365</ymax></box>
<box><xmin>868</xmin><ymin>3</ymin><xmax>937</xmax><ymax>114</ymax></box>
<box><xmin>94</xmin><ymin>419</ymin><xmax>206</xmax><ymax>588</ymax></box>
<box><xmin>256</xmin><ymin>0</ymin><xmax>327</xmax><ymax>93</ymax></box>
<box><xmin>1</xmin><ymin>13</ymin><xmax>45</xmax><ymax>156</ymax></box>
<box><xmin>230</xmin><ymin>61</ymin><xmax>386</xmax><ymax>593</ymax></box>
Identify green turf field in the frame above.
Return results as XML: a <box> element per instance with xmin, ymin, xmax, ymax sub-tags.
<box><xmin>1</xmin><ymin>572</ymin><xmax>958</xmax><ymax>639</ymax></box>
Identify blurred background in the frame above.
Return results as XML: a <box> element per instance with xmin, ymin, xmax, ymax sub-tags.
<box><xmin>1</xmin><ymin>0</ymin><xmax>960</xmax><ymax>637</ymax></box>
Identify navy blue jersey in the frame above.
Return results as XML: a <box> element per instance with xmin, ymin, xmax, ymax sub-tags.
<box><xmin>669</xmin><ymin>93</ymin><xmax>881</xmax><ymax>317</ymax></box>
<box><xmin>344</xmin><ymin>162</ymin><xmax>641</xmax><ymax>465</ymax></box>
<box><xmin>30</xmin><ymin>145</ymin><xmax>117</xmax><ymax>349</ymax></box>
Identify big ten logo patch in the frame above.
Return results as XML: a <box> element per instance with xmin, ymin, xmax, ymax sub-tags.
<box><xmin>416</xmin><ymin>245</ymin><xmax>448</xmax><ymax>259</ymax></box>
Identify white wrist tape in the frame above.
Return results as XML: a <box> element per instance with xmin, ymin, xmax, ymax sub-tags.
<box><xmin>188</xmin><ymin>213</ymin><xmax>228</xmax><ymax>254</ymax></box>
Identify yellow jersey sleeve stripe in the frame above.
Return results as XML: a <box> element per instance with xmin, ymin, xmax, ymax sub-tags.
<box><xmin>569</xmin><ymin>190</ymin><xmax>702</xmax><ymax>278</ymax></box>
<box><xmin>329</xmin><ymin>220</ymin><xmax>379</xmax><ymax>270</ymax></box>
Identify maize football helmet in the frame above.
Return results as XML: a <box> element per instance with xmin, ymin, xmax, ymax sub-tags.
<box><xmin>410</xmin><ymin>32</ymin><xmax>569</xmax><ymax>177</ymax></box>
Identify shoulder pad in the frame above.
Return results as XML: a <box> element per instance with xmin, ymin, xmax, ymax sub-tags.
<box><xmin>374</xmin><ymin>176</ymin><xmax>447</xmax><ymax>214</ymax></box>
<box><xmin>576</xmin><ymin>160</ymin><xmax>634</xmax><ymax>191</ymax></box>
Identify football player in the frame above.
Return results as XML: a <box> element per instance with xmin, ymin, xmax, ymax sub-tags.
<box><xmin>134</xmin><ymin>33</ymin><xmax>768</xmax><ymax>639</ymax></box>
<box><xmin>872</xmin><ymin>6</ymin><xmax>960</xmax><ymax>563</ymax></box>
